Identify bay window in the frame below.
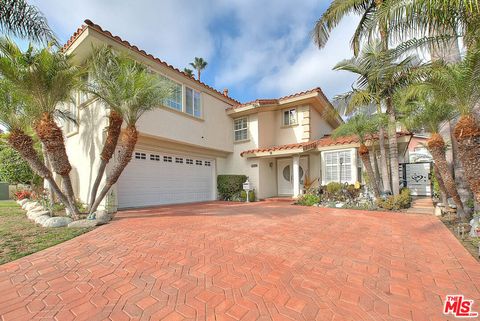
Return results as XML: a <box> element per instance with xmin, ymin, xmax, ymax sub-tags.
<box><xmin>323</xmin><ymin>150</ymin><xmax>354</xmax><ymax>184</ymax></box>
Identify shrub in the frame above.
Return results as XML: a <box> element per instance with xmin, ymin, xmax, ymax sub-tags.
<box><xmin>0</xmin><ymin>142</ymin><xmax>41</xmax><ymax>186</ymax></box>
<box><xmin>14</xmin><ymin>189</ymin><xmax>32</xmax><ymax>200</ymax></box>
<box><xmin>296</xmin><ymin>194</ymin><xmax>320</xmax><ymax>206</ymax></box>
<box><xmin>217</xmin><ymin>175</ymin><xmax>248</xmax><ymax>200</ymax></box>
<box><xmin>326</xmin><ymin>182</ymin><xmax>342</xmax><ymax>195</ymax></box>
<box><xmin>239</xmin><ymin>189</ymin><xmax>255</xmax><ymax>202</ymax></box>
<box><xmin>376</xmin><ymin>188</ymin><xmax>412</xmax><ymax>210</ymax></box>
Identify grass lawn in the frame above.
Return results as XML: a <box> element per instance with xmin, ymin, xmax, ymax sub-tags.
<box><xmin>0</xmin><ymin>200</ymin><xmax>94</xmax><ymax>265</ymax></box>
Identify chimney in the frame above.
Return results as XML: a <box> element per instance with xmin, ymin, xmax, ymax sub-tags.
<box><xmin>223</xmin><ymin>88</ymin><xmax>229</xmax><ymax>96</ymax></box>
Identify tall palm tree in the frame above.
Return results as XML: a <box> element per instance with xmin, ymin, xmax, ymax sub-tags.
<box><xmin>399</xmin><ymin>94</ymin><xmax>466</xmax><ymax>218</ymax></box>
<box><xmin>85</xmin><ymin>46</ymin><xmax>125</xmax><ymax>210</ymax></box>
<box><xmin>334</xmin><ymin>43</ymin><xmax>422</xmax><ymax>195</ymax></box>
<box><xmin>88</xmin><ymin>56</ymin><xmax>171</xmax><ymax>215</ymax></box>
<box><xmin>424</xmin><ymin>49</ymin><xmax>480</xmax><ymax>205</ymax></box>
<box><xmin>332</xmin><ymin>113</ymin><xmax>381</xmax><ymax>197</ymax></box>
<box><xmin>0</xmin><ymin>38</ymin><xmax>83</xmax><ymax>218</ymax></box>
<box><xmin>0</xmin><ymin>80</ymin><xmax>71</xmax><ymax>209</ymax></box>
<box><xmin>183</xmin><ymin>68</ymin><xmax>194</xmax><ymax>78</ymax></box>
<box><xmin>0</xmin><ymin>0</ymin><xmax>55</xmax><ymax>43</ymax></box>
<box><xmin>189</xmin><ymin>57</ymin><xmax>207</xmax><ymax>81</ymax></box>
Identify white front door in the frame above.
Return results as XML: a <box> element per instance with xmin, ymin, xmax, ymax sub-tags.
<box><xmin>277</xmin><ymin>157</ymin><xmax>308</xmax><ymax>195</ymax></box>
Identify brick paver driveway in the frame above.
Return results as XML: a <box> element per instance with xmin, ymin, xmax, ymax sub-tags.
<box><xmin>1</xmin><ymin>202</ymin><xmax>479</xmax><ymax>321</ymax></box>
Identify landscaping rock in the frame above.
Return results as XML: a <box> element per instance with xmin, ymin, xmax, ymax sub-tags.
<box><xmin>68</xmin><ymin>219</ymin><xmax>97</xmax><ymax>228</ymax></box>
<box><xmin>27</xmin><ymin>210</ymin><xmax>50</xmax><ymax>220</ymax></box>
<box><xmin>95</xmin><ymin>211</ymin><xmax>112</xmax><ymax>225</ymax></box>
<box><xmin>41</xmin><ymin>217</ymin><xmax>72</xmax><ymax>228</ymax></box>
<box><xmin>34</xmin><ymin>215</ymin><xmax>51</xmax><ymax>225</ymax></box>
<box><xmin>18</xmin><ymin>199</ymin><xmax>29</xmax><ymax>206</ymax></box>
<box><xmin>24</xmin><ymin>202</ymin><xmax>39</xmax><ymax>211</ymax></box>
<box><xmin>29</xmin><ymin>205</ymin><xmax>45</xmax><ymax>213</ymax></box>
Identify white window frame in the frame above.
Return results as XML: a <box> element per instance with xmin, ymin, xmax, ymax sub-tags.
<box><xmin>160</xmin><ymin>74</ymin><xmax>183</xmax><ymax>111</ymax></box>
<box><xmin>234</xmin><ymin>117</ymin><xmax>248</xmax><ymax>142</ymax></box>
<box><xmin>283</xmin><ymin>108</ymin><xmax>298</xmax><ymax>126</ymax></box>
<box><xmin>321</xmin><ymin>149</ymin><xmax>357</xmax><ymax>185</ymax></box>
<box><xmin>185</xmin><ymin>87</ymin><xmax>202</xmax><ymax>118</ymax></box>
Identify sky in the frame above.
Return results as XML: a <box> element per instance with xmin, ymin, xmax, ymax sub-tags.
<box><xmin>27</xmin><ymin>0</ymin><xmax>360</xmax><ymax>103</ymax></box>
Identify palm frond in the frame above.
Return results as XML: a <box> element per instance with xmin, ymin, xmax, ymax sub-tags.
<box><xmin>0</xmin><ymin>0</ymin><xmax>56</xmax><ymax>44</ymax></box>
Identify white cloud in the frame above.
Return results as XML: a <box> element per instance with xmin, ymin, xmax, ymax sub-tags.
<box><xmin>256</xmin><ymin>17</ymin><xmax>361</xmax><ymax>99</ymax></box>
<box><xmin>31</xmin><ymin>0</ymin><xmax>218</xmax><ymax>67</ymax></box>
<box><xmin>31</xmin><ymin>0</ymin><xmax>360</xmax><ymax>101</ymax></box>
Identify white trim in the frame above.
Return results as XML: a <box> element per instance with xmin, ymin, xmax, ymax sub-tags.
<box><xmin>282</xmin><ymin>108</ymin><xmax>298</xmax><ymax>126</ymax></box>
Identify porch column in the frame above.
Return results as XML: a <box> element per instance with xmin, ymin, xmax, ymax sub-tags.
<box><xmin>292</xmin><ymin>155</ymin><xmax>300</xmax><ymax>198</ymax></box>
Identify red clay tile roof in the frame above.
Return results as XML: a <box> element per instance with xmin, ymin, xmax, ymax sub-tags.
<box><xmin>62</xmin><ymin>19</ymin><xmax>240</xmax><ymax>105</ymax></box>
<box><xmin>227</xmin><ymin>87</ymin><xmax>329</xmax><ymax>111</ymax></box>
<box><xmin>240</xmin><ymin>132</ymin><xmax>411</xmax><ymax>156</ymax></box>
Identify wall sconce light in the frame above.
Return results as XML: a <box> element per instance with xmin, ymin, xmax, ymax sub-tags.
<box><xmin>269</xmin><ymin>162</ymin><xmax>273</xmax><ymax>168</ymax></box>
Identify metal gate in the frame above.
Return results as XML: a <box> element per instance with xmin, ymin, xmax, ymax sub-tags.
<box><xmin>399</xmin><ymin>162</ymin><xmax>432</xmax><ymax>196</ymax></box>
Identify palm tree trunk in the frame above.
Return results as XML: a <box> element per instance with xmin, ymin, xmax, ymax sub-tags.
<box><xmin>89</xmin><ymin>126</ymin><xmax>138</xmax><ymax>215</ymax></box>
<box><xmin>88</xmin><ymin>111</ymin><xmax>123</xmax><ymax>209</ymax></box>
<box><xmin>34</xmin><ymin>113</ymin><xmax>79</xmax><ymax>217</ymax></box>
<box><xmin>427</xmin><ymin>133</ymin><xmax>465</xmax><ymax>219</ymax></box>
<box><xmin>41</xmin><ymin>143</ymin><xmax>55</xmax><ymax>203</ymax></box>
<box><xmin>387</xmin><ymin>102</ymin><xmax>400</xmax><ymax>195</ymax></box>
<box><xmin>8</xmin><ymin>129</ymin><xmax>72</xmax><ymax>214</ymax></box>
<box><xmin>433</xmin><ymin>163</ymin><xmax>449</xmax><ymax>205</ymax></box>
<box><xmin>370</xmin><ymin>144</ymin><xmax>383</xmax><ymax>190</ymax></box>
<box><xmin>453</xmin><ymin>115</ymin><xmax>480</xmax><ymax>205</ymax></box>
<box><xmin>197</xmin><ymin>70</ymin><xmax>200</xmax><ymax>81</ymax></box>
<box><xmin>378</xmin><ymin>126</ymin><xmax>391</xmax><ymax>193</ymax></box>
<box><xmin>359</xmin><ymin>144</ymin><xmax>380</xmax><ymax>198</ymax></box>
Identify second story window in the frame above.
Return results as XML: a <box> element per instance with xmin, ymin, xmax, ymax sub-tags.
<box><xmin>186</xmin><ymin>87</ymin><xmax>201</xmax><ymax>117</ymax></box>
<box><xmin>161</xmin><ymin>75</ymin><xmax>183</xmax><ymax>111</ymax></box>
<box><xmin>283</xmin><ymin>108</ymin><xmax>297</xmax><ymax>126</ymax></box>
<box><xmin>234</xmin><ymin>117</ymin><xmax>248</xmax><ymax>142</ymax></box>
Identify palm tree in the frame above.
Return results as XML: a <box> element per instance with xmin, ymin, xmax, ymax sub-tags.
<box><xmin>334</xmin><ymin>43</ymin><xmax>422</xmax><ymax>195</ymax></box>
<box><xmin>0</xmin><ymin>38</ymin><xmax>83</xmax><ymax>218</ymax></box>
<box><xmin>313</xmin><ymin>0</ymin><xmax>392</xmax><ymax>56</ymax></box>
<box><xmin>183</xmin><ymin>68</ymin><xmax>194</xmax><ymax>77</ymax></box>
<box><xmin>332</xmin><ymin>113</ymin><xmax>381</xmax><ymax>197</ymax></box>
<box><xmin>85</xmin><ymin>46</ymin><xmax>125</xmax><ymax>210</ymax></box>
<box><xmin>399</xmin><ymin>94</ymin><xmax>466</xmax><ymax>218</ymax></box>
<box><xmin>377</xmin><ymin>0</ymin><xmax>480</xmax><ymax>53</ymax></box>
<box><xmin>0</xmin><ymin>80</ymin><xmax>71</xmax><ymax>209</ymax></box>
<box><xmin>424</xmin><ymin>50</ymin><xmax>480</xmax><ymax>205</ymax></box>
<box><xmin>88</xmin><ymin>56</ymin><xmax>171</xmax><ymax>215</ymax></box>
<box><xmin>0</xmin><ymin>0</ymin><xmax>55</xmax><ymax>43</ymax></box>
<box><xmin>189</xmin><ymin>57</ymin><xmax>207</xmax><ymax>81</ymax></box>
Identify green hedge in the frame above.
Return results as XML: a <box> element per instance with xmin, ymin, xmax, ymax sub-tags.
<box><xmin>217</xmin><ymin>175</ymin><xmax>247</xmax><ymax>200</ymax></box>
<box><xmin>376</xmin><ymin>188</ymin><xmax>412</xmax><ymax>210</ymax></box>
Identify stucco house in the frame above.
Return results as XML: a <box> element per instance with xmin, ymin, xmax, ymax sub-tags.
<box><xmin>61</xmin><ymin>20</ymin><xmax>411</xmax><ymax>210</ymax></box>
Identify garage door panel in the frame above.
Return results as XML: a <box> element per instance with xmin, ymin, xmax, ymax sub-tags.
<box><xmin>117</xmin><ymin>150</ymin><xmax>214</xmax><ymax>208</ymax></box>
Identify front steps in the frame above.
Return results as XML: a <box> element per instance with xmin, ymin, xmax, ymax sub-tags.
<box><xmin>407</xmin><ymin>197</ymin><xmax>435</xmax><ymax>215</ymax></box>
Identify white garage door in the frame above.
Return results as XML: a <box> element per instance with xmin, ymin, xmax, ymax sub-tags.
<box><xmin>117</xmin><ymin>150</ymin><xmax>215</xmax><ymax>208</ymax></box>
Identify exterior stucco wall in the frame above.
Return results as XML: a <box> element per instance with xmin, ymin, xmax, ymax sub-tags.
<box><xmin>310</xmin><ymin>109</ymin><xmax>335</xmax><ymax>140</ymax></box>
<box><xmin>137</xmin><ymin>93</ymin><xmax>233</xmax><ymax>153</ymax></box>
<box><xmin>272</xmin><ymin>106</ymin><xmax>308</xmax><ymax>145</ymax></box>
<box><xmin>64</xmin><ymin>99</ymin><xmax>108</xmax><ymax>208</ymax></box>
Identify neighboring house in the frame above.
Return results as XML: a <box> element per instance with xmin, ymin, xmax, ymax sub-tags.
<box><xmin>61</xmin><ymin>20</ymin><xmax>411</xmax><ymax>210</ymax></box>
<box><xmin>406</xmin><ymin>133</ymin><xmax>432</xmax><ymax>163</ymax></box>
